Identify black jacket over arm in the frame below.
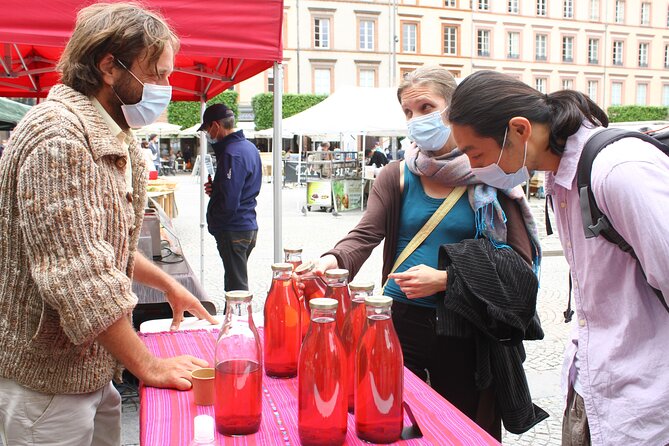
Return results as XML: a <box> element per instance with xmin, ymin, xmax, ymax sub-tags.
<box><xmin>437</xmin><ymin>238</ymin><xmax>548</xmax><ymax>435</ymax></box>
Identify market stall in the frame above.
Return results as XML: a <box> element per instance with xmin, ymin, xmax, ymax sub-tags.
<box><xmin>305</xmin><ymin>150</ymin><xmax>362</xmax><ymax>213</ymax></box>
<box><xmin>139</xmin><ymin>328</ymin><xmax>501</xmax><ymax>446</ymax></box>
<box><xmin>0</xmin><ymin>0</ymin><xmax>286</xmax><ymax>268</ymax></box>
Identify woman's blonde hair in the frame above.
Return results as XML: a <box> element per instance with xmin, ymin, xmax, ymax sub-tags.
<box><xmin>58</xmin><ymin>2</ymin><xmax>179</xmax><ymax>96</ymax></box>
<box><xmin>397</xmin><ymin>66</ymin><xmax>458</xmax><ymax>105</ymax></box>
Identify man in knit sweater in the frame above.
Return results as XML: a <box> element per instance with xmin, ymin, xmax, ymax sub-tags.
<box><xmin>0</xmin><ymin>4</ymin><xmax>216</xmax><ymax>445</ymax></box>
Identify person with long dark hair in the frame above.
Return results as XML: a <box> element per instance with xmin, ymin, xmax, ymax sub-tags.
<box><xmin>448</xmin><ymin>70</ymin><xmax>669</xmax><ymax>446</ymax></box>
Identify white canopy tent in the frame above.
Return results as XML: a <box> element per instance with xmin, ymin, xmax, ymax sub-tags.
<box><xmin>255</xmin><ymin>86</ymin><xmax>407</xmax><ymax>138</ymax></box>
<box><xmin>135</xmin><ymin>122</ymin><xmax>183</xmax><ymax>138</ymax></box>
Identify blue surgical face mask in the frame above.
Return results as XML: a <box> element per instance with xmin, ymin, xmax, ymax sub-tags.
<box><xmin>407</xmin><ymin>109</ymin><xmax>451</xmax><ymax>152</ymax></box>
<box><xmin>471</xmin><ymin>127</ymin><xmax>530</xmax><ymax>190</ymax></box>
<box><xmin>114</xmin><ymin>59</ymin><xmax>172</xmax><ymax>128</ymax></box>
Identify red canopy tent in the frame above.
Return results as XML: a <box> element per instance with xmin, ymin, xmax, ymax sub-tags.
<box><xmin>0</xmin><ymin>0</ymin><xmax>283</xmax><ymax>100</ymax></box>
<box><xmin>0</xmin><ymin>0</ymin><xmax>287</xmax><ymax>272</ymax></box>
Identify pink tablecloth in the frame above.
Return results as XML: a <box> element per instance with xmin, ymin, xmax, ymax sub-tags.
<box><xmin>139</xmin><ymin>329</ymin><xmax>499</xmax><ymax>446</ymax></box>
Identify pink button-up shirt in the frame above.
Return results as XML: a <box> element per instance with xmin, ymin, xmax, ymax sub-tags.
<box><xmin>546</xmin><ymin>124</ymin><xmax>669</xmax><ymax>446</ymax></box>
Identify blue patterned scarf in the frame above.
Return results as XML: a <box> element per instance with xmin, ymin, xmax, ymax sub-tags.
<box><xmin>404</xmin><ymin>143</ymin><xmax>542</xmax><ymax>274</ymax></box>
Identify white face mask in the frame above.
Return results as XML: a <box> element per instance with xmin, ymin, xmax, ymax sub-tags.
<box><xmin>471</xmin><ymin>127</ymin><xmax>530</xmax><ymax>190</ymax></box>
<box><xmin>407</xmin><ymin>109</ymin><xmax>451</xmax><ymax>152</ymax></box>
<box><xmin>115</xmin><ymin>59</ymin><xmax>172</xmax><ymax>128</ymax></box>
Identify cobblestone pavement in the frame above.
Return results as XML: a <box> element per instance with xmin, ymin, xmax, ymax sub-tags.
<box><xmin>120</xmin><ymin>174</ymin><xmax>570</xmax><ymax>445</ymax></box>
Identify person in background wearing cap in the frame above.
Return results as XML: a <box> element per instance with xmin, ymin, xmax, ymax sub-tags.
<box><xmin>201</xmin><ymin>103</ymin><xmax>262</xmax><ymax>292</ymax></box>
<box><xmin>0</xmin><ymin>4</ymin><xmax>217</xmax><ymax>444</ymax></box>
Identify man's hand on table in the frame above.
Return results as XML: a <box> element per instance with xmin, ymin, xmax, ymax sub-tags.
<box><xmin>165</xmin><ymin>282</ymin><xmax>219</xmax><ymax>331</ymax></box>
<box><xmin>141</xmin><ymin>355</ymin><xmax>209</xmax><ymax>390</ymax></box>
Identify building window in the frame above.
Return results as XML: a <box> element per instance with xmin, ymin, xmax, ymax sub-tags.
<box><xmin>314</xmin><ymin>18</ymin><xmax>330</xmax><ymax>49</ymax></box>
<box><xmin>508</xmin><ymin>0</ymin><xmax>519</xmax><ymax>14</ymax></box>
<box><xmin>564</xmin><ymin>0</ymin><xmax>574</xmax><ymax>18</ymax></box>
<box><xmin>615</xmin><ymin>0</ymin><xmax>625</xmax><ymax>23</ymax></box>
<box><xmin>266</xmin><ymin>69</ymin><xmax>274</xmax><ymax>93</ymax></box>
<box><xmin>562</xmin><ymin>36</ymin><xmax>574</xmax><ymax>62</ymax></box>
<box><xmin>638</xmin><ymin>43</ymin><xmax>649</xmax><ymax>67</ymax></box>
<box><xmin>640</xmin><ymin>3</ymin><xmax>650</xmax><ymax>25</ymax></box>
<box><xmin>507</xmin><ymin>32</ymin><xmax>520</xmax><ymax>59</ymax></box>
<box><xmin>636</xmin><ymin>83</ymin><xmax>647</xmax><ymax>105</ymax></box>
<box><xmin>613</xmin><ymin>41</ymin><xmax>624</xmax><ymax>65</ymax></box>
<box><xmin>663</xmin><ymin>85</ymin><xmax>669</xmax><ymax>106</ymax></box>
<box><xmin>589</xmin><ymin>0</ymin><xmax>600</xmax><ymax>20</ymax></box>
<box><xmin>535</xmin><ymin>78</ymin><xmax>547</xmax><ymax>94</ymax></box>
<box><xmin>537</xmin><ymin>0</ymin><xmax>547</xmax><ymax>16</ymax></box>
<box><xmin>562</xmin><ymin>79</ymin><xmax>574</xmax><ymax>90</ymax></box>
<box><xmin>588</xmin><ymin>38</ymin><xmax>599</xmax><ymax>64</ymax></box>
<box><xmin>588</xmin><ymin>80</ymin><xmax>598</xmax><ymax>102</ymax></box>
<box><xmin>478</xmin><ymin>0</ymin><xmax>489</xmax><ymax>10</ymax></box>
<box><xmin>443</xmin><ymin>26</ymin><xmax>458</xmax><ymax>55</ymax></box>
<box><xmin>444</xmin><ymin>0</ymin><xmax>456</xmax><ymax>6</ymax></box>
<box><xmin>611</xmin><ymin>82</ymin><xmax>623</xmax><ymax>105</ymax></box>
<box><xmin>667</xmin><ymin>6</ymin><xmax>669</xmax><ymax>27</ymax></box>
<box><xmin>314</xmin><ymin>68</ymin><xmax>332</xmax><ymax>95</ymax></box>
<box><xmin>359</xmin><ymin>68</ymin><xmax>376</xmax><ymax>87</ymax></box>
<box><xmin>665</xmin><ymin>45</ymin><xmax>669</xmax><ymax>68</ymax></box>
<box><xmin>402</xmin><ymin>22</ymin><xmax>418</xmax><ymax>53</ymax></box>
<box><xmin>477</xmin><ymin>29</ymin><xmax>491</xmax><ymax>57</ymax></box>
<box><xmin>535</xmin><ymin>34</ymin><xmax>547</xmax><ymax>61</ymax></box>
<box><xmin>359</xmin><ymin>20</ymin><xmax>375</xmax><ymax>51</ymax></box>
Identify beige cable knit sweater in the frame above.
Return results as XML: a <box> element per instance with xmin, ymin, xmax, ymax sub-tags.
<box><xmin>0</xmin><ymin>84</ymin><xmax>147</xmax><ymax>394</ymax></box>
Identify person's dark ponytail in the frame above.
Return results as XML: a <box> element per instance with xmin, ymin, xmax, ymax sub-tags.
<box><xmin>448</xmin><ymin>71</ymin><xmax>608</xmax><ymax>155</ymax></box>
<box><xmin>544</xmin><ymin>90</ymin><xmax>608</xmax><ymax>154</ymax></box>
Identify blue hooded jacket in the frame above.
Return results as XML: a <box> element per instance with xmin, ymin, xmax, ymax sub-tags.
<box><xmin>207</xmin><ymin>130</ymin><xmax>262</xmax><ymax>234</ymax></box>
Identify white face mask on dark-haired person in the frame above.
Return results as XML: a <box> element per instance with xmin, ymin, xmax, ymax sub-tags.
<box><xmin>471</xmin><ymin>127</ymin><xmax>530</xmax><ymax>189</ymax></box>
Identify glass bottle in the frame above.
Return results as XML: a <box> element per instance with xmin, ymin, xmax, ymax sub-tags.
<box><xmin>323</xmin><ymin>269</ymin><xmax>351</xmax><ymax>333</ymax></box>
<box><xmin>214</xmin><ymin>291</ymin><xmax>262</xmax><ymax>436</ymax></box>
<box><xmin>284</xmin><ymin>248</ymin><xmax>310</xmax><ymax>341</ymax></box>
<box><xmin>294</xmin><ymin>261</ymin><xmax>327</xmax><ymax>303</ymax></box>
<box><xmin>298</xmin><ymin>298</ymin><xmax>348</xmax><ymax>446</ymax></box>
<box><xmin>340</xmin><ymin>281</ymin><xmax>375</xmax><ymax>412</ymax></box>
<box><xmin>355</xmin><ymin>296</ymin><xmax>404</xmax><ymax>444</ymax></box>
<box><xmin>283</xmin><ymin>247</ymin><xmax>303</xmax><ymax>270</ymax></box>
<box><xmin>264</xmin><ymin>263</ymin><xmax>301</xmax><ymax>378</ymax></box>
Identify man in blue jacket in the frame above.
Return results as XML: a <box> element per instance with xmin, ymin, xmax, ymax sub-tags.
<box><xmin>200</xmin><ymin>103</ymin><xmax>262</xmax><ymax>291</ymax></box>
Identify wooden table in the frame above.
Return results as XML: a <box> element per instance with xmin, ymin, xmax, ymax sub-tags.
<box><xmin>139</xmin><ymin>329</ymin><xmax>500</xmax><ymax>446</ymax></box>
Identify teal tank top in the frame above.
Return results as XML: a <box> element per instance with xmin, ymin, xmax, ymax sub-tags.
<box><xmin>385</xmin><ymin>164</ymin><xmax>475</xmax><ymax>308</ymax></box>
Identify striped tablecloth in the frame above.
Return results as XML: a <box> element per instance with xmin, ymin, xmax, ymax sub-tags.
<box><xmin>139</xmin><ymin>329</ymin><xmax>500</xmax><ymax>446</ymax></box>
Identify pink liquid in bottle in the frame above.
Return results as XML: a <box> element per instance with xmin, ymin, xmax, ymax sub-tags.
<box><xmin>264</xmin><ymin>263</ymin><xmax>301</xmax><ymax>378</ymax></box>
<box><xmin>340</xmin><ymin>282</ymin><xmax>374</xmax><ymax>412</ymax></box>
<box><xmin>355</xmin><ymin>296</ymin><xmax>403</xmax><ymax>444</ymax></box>
<box><xmin>298</xmin><ymin>298</ymin><xmax>348</xmax><ymax>446</ymax></box>
<box><xmin>324</xmin><ymin>269</ymin><xmax>351</xmax><ymax>334</ymax></box>
<box><xmin>214</xmin><ymin>359</ymin><xmax>262</xmax><ymax>436</ymax></box>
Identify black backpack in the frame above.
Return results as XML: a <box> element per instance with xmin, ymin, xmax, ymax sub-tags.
<box><xmin>576</xmin><ymin>127</ymin><xmax>669</xmax><ymax>314</ymax></box>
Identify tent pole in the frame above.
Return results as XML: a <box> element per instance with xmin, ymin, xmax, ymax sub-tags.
<box><xmin>297</xmin><ymin>134</ymin><xmax>303</xmax><ymax>186</ymax></box>
<box><xmin>199</xmin><ymin>99</ymin><xmax>207</xmax><ymax>286</ymax></box>
<box><xmin>272</xmin><ymin>62</ymin><xmax>283</xmax><ymax>263</ymax></box>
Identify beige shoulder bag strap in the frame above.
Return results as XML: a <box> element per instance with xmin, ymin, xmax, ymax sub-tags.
<box><xmin>383</xmin><ymin>184</ymin><xmax>467</xmax><ymax>291</ymax></box>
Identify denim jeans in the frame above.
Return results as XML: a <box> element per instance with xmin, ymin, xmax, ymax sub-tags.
<box><xmin>213</xmin><ymin>230</ymin><xmax>257</xmax><ymax>292</ymax></box>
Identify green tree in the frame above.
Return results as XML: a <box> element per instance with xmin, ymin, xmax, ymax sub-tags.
<box><xmin>167</xmin><ymin>90</ymin><xmax>239</xmax><ymax>129</ymax></box>
<box><xmin>251</xmin><ymin>93</ymin><xmax>327</xmax><ymax>130</ymax></box>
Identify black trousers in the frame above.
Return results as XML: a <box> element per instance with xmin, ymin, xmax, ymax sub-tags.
<box><xmin>213</xmin><ymin>230</ymin><xmax>257</xmax><ymax>291</ymax></box>
<box><xmin>391</xmin><ymin>300</ymin><xmax>501</xmax><ymax>441</ymax></box>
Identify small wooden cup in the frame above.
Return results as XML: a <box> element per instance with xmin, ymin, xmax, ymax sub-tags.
<box><xmin>191</xmin><ymin>368</ymin><xmax>215</xmax><ymax>406</ymax></box>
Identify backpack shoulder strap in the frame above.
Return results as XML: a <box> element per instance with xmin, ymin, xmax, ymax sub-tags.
<box><xmin>577</xmin><ymin>127</ymin><xmax>669</xmax><ymax>312</ymax></box>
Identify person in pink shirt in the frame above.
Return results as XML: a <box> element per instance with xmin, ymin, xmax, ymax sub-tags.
<box><xmin>445</xmin><ymin>70</ymin><xmax>669</xmax><ymax>446</ymax></box>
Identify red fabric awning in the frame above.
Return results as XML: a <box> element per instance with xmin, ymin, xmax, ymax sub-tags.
<box><xmin>0</xmin><ymin>0</ymin><xmax>283</xmax><ymax>100</ymax></box>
